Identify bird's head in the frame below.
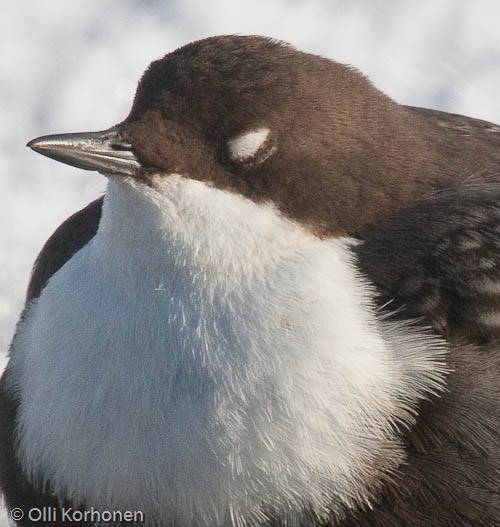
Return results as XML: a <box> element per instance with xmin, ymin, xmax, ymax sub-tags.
<box><xmin>28</xmin><ymin>35</ymin><xmax>448</xmax><ymax>237</ymax></box>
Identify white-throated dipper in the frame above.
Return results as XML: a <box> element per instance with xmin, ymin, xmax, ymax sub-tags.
<box><xmin>1</xmin><ymin>35</ymin><xmax>500</xmax><ymax>527</ymax></box>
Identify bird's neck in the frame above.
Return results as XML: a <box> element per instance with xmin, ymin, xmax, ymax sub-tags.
<box><xmin>94</xmin><ymin>175</ymin><xmax>315</xmax><ymax>285</ymax></box>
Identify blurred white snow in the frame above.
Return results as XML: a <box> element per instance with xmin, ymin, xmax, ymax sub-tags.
<box><xmin>0</xmin><ymin>1</ymin><xmax>499</xmax><ymax>524</ymax></box>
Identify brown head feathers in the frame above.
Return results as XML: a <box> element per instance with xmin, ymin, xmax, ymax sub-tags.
<box><xmin>120</xmin><ymin>35</ymin><xmax>500</xmax><ymax>237</ymax></box>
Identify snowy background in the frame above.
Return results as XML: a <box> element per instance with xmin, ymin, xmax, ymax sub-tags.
<box><xmin>1</xmin><ymin>0</ymin><xmax>499</xmax><ymax>524</ymax></box>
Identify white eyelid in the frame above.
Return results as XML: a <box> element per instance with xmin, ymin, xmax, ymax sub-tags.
<box><xmin>228</xmin><ymin>127</ymin><xmax>271</xmax><ymax>161</ymax></box>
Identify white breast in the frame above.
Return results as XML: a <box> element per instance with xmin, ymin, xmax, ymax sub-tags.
<box><xmin>9</xmin><ymin>175</ymin><xmax>448</xmax><ymax>526</ymax></box>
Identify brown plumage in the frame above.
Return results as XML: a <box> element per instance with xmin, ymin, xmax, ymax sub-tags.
<box><xmin>2</xmin><ymin>35</ymin><xmax>500</xmax><ymax>526</ymax></box>
<box><xmin>122</xmin><ymin>36</ymin><xmax>499</xmax><ymax>236</ymax></box>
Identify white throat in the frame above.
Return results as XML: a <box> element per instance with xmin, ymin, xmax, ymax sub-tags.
<box><xmin>10</xmin><ymin>175</ymin><xmax>448</xmax><ymax>526</ymax></box>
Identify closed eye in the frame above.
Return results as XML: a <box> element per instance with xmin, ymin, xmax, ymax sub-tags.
<box><xmin>227</xmin><ymin>127</ymin><xmax>275</xmax><ymax>165</ymax></box>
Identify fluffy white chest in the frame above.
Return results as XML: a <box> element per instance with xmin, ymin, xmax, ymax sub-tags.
<box><xmin>9</xmin><ymin>177</ymin><xmax>447</xmax><ymax>526</ymax></box>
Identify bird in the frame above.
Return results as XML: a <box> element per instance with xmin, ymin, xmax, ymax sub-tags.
<box><xmin>1</xmin><ymin>34</ymin><xmax>500</xmax><ymax>527</ymax></box>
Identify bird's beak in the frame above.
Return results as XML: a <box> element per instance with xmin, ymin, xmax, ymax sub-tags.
<box><xmin>27</xmin><ymin>126</ymin><xmax>141</xmax><ymax>177</ymax></box>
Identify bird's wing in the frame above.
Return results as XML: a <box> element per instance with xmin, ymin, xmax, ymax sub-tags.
<box><xmin>0</xmin><ymin>197</ymin><xmax>104</xmax><ymax>512</ymax></box>
<box><xmin>404</xmin><ymin>105</ymin><xmax>500</xmax><ymax>150</ymax></box>
<box><xmin>355</xmin><ymin>107</ymin><xmax>500</xmax><ymax>344</ymax></box>
<box><xmin>350</xmin><ymin>109</ymin><xmax>500</xmax><ymax>526</ymax></box>
<box><xmin>26</xmin><ymin>197</ymin><xmax>103</xmax><ymax>301</ymax></box>
<box><xmin>356</xmin><ymin>173</ymin><xmax>500</xmax><ymax>344</ymax></box>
